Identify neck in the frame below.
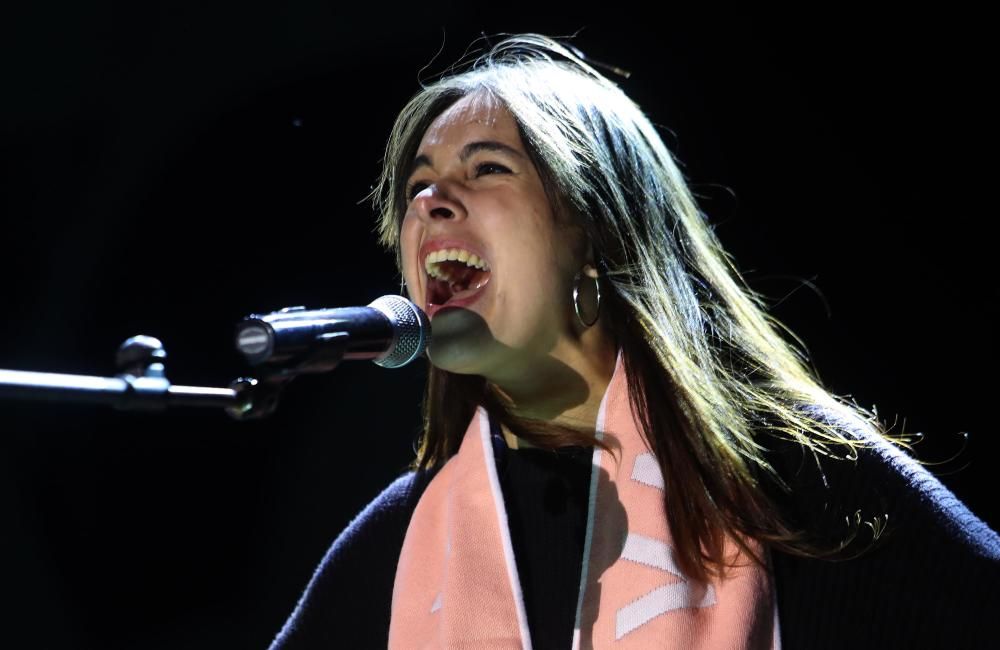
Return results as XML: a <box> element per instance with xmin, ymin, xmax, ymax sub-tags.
<box><xmin>490</xmin><ymin>330</ymin><xmax>618</xmax><ymax>449</ymax></box>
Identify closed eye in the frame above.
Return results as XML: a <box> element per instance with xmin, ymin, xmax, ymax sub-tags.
<box><xmin>405</xmin><ymin>162</ymin><xmax>512</xmax><ymax>201</ymax></box>
<box><xmin>406</xmin><ymin>181</ymin><xmax>428</xmax><ymax>201</ymax></box>
<box><xmin>475</xmin><ymin>161</ymin><xmax>511</xmax><ymax>176</ymax></box>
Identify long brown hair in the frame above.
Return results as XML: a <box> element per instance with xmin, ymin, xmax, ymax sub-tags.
<box><xmin>371</xmin><ymin>34</ymin><xmax>903</xmax><ymax>583</ymax></box>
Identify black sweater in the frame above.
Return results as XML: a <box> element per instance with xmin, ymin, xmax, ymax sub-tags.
<box><xmin>269</xmin><ymin>429</ymin><xmax>1000</xmax><ymax>649</ymax></box>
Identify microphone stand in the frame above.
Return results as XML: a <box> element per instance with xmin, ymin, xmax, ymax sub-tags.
<box><xmin>0</xmin><ymin>331</ymin><xmax>350</xmax><ymax>420</ymax></box>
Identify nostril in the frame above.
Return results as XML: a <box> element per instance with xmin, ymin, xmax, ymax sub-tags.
<box><xmin>430</xmin><ymin>206</ymin><xmax>454</xmax><ymax>219</ymax></box>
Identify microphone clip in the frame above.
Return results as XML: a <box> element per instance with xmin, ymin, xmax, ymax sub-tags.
<box><xmin>225</xmin><ymin>330</ymin><xmax>350</xmax><ymax>421</ymax></box>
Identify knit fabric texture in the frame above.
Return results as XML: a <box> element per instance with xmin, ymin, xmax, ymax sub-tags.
<box><xmin>269</xmin><ymin>425</ymin><xmax>1000</xmax><ymax>649</ymax></box>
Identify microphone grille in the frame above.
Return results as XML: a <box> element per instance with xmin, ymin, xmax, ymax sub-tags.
<box><xmin>368</xmin><ymin>295</ymin><xmax>431</xmax><ymax>368</ymax></box>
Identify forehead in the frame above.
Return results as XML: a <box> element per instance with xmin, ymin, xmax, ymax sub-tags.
<box><xmin>418</xmin><ymin>92</ymin><xmax>520</xmax><ymax>151</ymax></box>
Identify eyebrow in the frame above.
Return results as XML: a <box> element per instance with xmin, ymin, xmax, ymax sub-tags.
<box><xmin>407</xmin><ymin>140</ymin><xmax>525</xmax><ymax>179</ymax></box>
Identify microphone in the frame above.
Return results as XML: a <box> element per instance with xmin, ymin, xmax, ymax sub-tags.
<box><xmin>234</xmin><ymin>295</ymin><xmax>431</xmax><ymax>370</ymax></box>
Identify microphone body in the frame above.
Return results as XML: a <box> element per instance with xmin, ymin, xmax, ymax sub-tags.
<box><xmin>235</xmin><ymin>295</ymin><xmax>430</xmax><ymax>369</ymax></box>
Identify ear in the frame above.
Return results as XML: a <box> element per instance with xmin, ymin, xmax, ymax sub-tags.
<box><xmin>583</xmin><ymin>236</ymin><xmax>602</xmax><ymax>278</ymax></box>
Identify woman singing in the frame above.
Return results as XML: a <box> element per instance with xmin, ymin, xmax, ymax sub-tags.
<box><xmin>269</xmin><ymin>34</ymin><xmax>999</xmax><ymax>649</ymax></box>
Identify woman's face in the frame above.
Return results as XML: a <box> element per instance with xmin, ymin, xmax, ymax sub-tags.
<box><xmin>399</xmin><ymin>92</ymin><xmax>588</xmax><ymax>384</ymax></box>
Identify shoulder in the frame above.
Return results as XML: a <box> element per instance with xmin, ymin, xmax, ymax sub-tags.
<box><xmin>334</xmin><ymin>466</ymin><xmax>442</xmax><ymax>548</ymax></box>
<box><xmin>849</xmin><ymin>427</ymin><xmax>1000</xmax><ymax>558</ymax></box>
<box><xmin>764</xmin><ymin>418</ymin><xmax>1000</xmax><ymax>647</ymax></box>
<box><xmin>268</xmin><ymin>465</ymin><xmax>442</xmax><ymax>650</ymax></box>
<box><xmin>763</xmin><ymin>409</ymin><xmax>1000</xmax><ymax>559</ymax></box>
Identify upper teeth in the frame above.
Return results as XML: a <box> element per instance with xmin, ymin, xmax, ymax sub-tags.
<box><xmin>424</xmin><ymin>248</ymin><xmax>489</xmax><ymax>280</ymax></box>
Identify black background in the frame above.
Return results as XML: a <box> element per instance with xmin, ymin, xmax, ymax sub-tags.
<box><xmin>0</xmin><ymin>4</ymin><xmax>994</xmax><ymax>648</ymax></box>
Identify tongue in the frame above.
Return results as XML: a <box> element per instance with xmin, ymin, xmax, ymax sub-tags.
<box><xmin>446</xmin><ymin>269</ymin><xmax>489</xmax><ymax>302</ymax></box>
<box><xmin>433</xmin><ymin>261</ymin><xmax>490</xmax><ymax>305</ymax></box>
<box><xmin>449</xmin><ymin>283</ymin><xmax>484</xmax><ymax>301</ymax></box>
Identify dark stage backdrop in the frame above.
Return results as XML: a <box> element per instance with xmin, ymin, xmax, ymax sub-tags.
<box><xmin>0</xmin><ymin>5</ymin><xmax>993</xmax><ymax>648</ymax></box>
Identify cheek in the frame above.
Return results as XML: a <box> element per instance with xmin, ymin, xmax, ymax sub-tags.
<box><xmin>495</xmin><ymin>208</ymin><xmax>581</xmax><ymax>306</ymax></box>
<box><xmin>513</xmin><ymin>220</ymin><xmax>580</xmax><ymax>279</ymax></box>
<box><xmin>502</xmin><ymin>239</ymin><xmax>569</xmax><ymax>312</ymax></box>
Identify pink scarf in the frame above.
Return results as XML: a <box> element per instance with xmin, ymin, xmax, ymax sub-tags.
<box><xmin>390</xmin><ymin>353</ymin><xmax>781</xmax><ymax>648</ymax></box>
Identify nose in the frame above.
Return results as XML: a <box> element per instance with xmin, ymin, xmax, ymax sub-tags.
<box><xmin>412</xmin><ymin>182</ymin><xmax>467</xmax><ymax>224</ymax></box>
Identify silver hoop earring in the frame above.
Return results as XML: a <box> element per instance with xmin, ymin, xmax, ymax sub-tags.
<box><xmin>572</xmin><ymin>269</ymin><xmax>601</xmax><ymax>328</ymax></box>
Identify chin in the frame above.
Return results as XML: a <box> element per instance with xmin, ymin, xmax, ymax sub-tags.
<box><xmin>425</xmin><ymin>308</ymin><xmax>498</xmax><ymax>375</ymax></box>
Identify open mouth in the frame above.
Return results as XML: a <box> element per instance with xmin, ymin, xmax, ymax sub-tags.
<box><xmin>424</xmin><ymin>247</ymin><xmax>491</xmax><ymax>311</ymax></box>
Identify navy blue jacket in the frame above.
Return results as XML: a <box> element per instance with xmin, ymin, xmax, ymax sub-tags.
<box><xmin>269</xmin><ymin>430</ymin><xmax>1000</xmax><ymax>649</ymax></box>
